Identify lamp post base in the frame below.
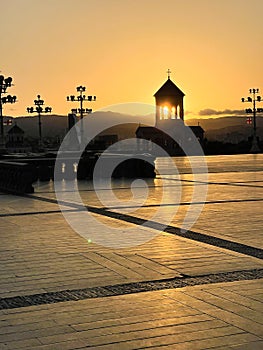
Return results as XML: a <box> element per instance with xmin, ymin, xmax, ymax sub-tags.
<box><xmin>0</xmin><ymin>136</ymin><xmax>6</xmax><ymax>154</ymax></box>
<box><xmin>250</xmin><ymin>135</ymin><xmax>260</xmax><ymax>153</ymax></box>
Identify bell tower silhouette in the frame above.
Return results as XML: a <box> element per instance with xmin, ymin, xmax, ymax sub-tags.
<box><xmin>154</xmin><ymin>70</ymin><xmax>185</xmax><ymax>128</ymax></box>
<box><xmin>136</xmin><ymin>71</ymin><xmax>204</xmax><ymax>155</ymax></box>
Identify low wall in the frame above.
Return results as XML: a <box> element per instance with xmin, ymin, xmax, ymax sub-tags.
<box><xmin>0</xmin><ymin>161</ymin><xmax>37</xmax><ymax>194</ymax></box>
<box><xmin>0</xmin><ymin>152</ymin><xmax>156</xmax><ymax>193</ymax></box>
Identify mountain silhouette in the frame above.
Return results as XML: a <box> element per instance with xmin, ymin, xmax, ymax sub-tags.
<box><xmin>4</xmin><ymin>113</ymin><xmax>263</xmax><ymax>143</ymax></box>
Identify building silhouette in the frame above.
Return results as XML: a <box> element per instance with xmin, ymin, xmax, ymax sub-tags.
<box><xmin>136</xmin><ymin>76</ymin><xmax>204</xmax><ymax>155</ymax></box>
<box><xmin>6</xmin><ymin>124</ymin><xmax>31</xmax><ymax>153</ymax></box>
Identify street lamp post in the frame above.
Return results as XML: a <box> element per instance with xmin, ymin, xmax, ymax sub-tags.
<box><xmin>0</xmin><ymin>75</ymin><xmax>17</xmax><ymax>148</ymax></box>
<box><xmin>241</xmin><ymin>88</ymin><xmax>262</xmax><ymax>153</ymax></box>
<box><xmin>66</xmin><ymin>85</ymin><xmax>96</xmax><ymax>145</ymax></box>
<box><xmin>27</xmin><ymin>95</ymin><xmax>52</xmax><ymax>149</ymax></box>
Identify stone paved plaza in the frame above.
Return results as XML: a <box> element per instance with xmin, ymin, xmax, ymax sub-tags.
<box><xmin>0</xmin><ymin>154</ymin><xmax>263</xmax><ymax>349</ymax></box>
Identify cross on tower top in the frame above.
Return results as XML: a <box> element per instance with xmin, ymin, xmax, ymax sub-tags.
<box><xmin>167</xmin><ymin>69</ymin><xmax>171</xmax><ymax>79</ymax></box>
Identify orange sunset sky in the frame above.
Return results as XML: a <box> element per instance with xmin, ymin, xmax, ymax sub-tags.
<box><xmin>1</xmin><ymin>0</ymin><xmax>263</xmax><ymax>119</ymax></box>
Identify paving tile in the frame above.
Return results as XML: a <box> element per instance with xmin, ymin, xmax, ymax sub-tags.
<box><xmin>0</xmin><ymin>320</ymin><xmax>58</xmax><ymax>335</ymax></box>
<box><xmin>182</xmin><ymin>290</ymin><xmax>263</xmax><ymax>323</ymax></box>
<box><xmin>164</xmin><ymin>289</ymin><xmax>263</xmax><ymax>336</ymax></box>
<box><xmin>71</xmin><ymin>314</ymin><xmax>214</xmax><ymax>331</ymax></box>
<box><xmin>20</xmin><ymin>339</ymin><xmax>87</xmax><ymax>350</ymax></box>
<box><xmin>133</xmin><ymin>334</ymin><xmax>261</xmax><ymax>350</ymax></box>
<box><xmin>200</xmin><ymin>287</ymin><xmax>263</xmax><ymax>310</ymax></box>
<box><xmin>0</xmin><ymin>338</ymin><xmax>42</xmax><ymax>349</ymax></box>
<box><xmin>0</xmin><ymin>325</ymin><xmax>74</xmax><ymax>343</ymax></box>
<box><xmin>212</xmin><ymin>341</ymin><xmax>263</xmax><ymax>349</ymax></box>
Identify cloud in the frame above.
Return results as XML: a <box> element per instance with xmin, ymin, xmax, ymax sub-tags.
<box><xmin>199</xmin><ymin>109</ymin><xmax>245</xmax><ymax>116</ymax></box>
